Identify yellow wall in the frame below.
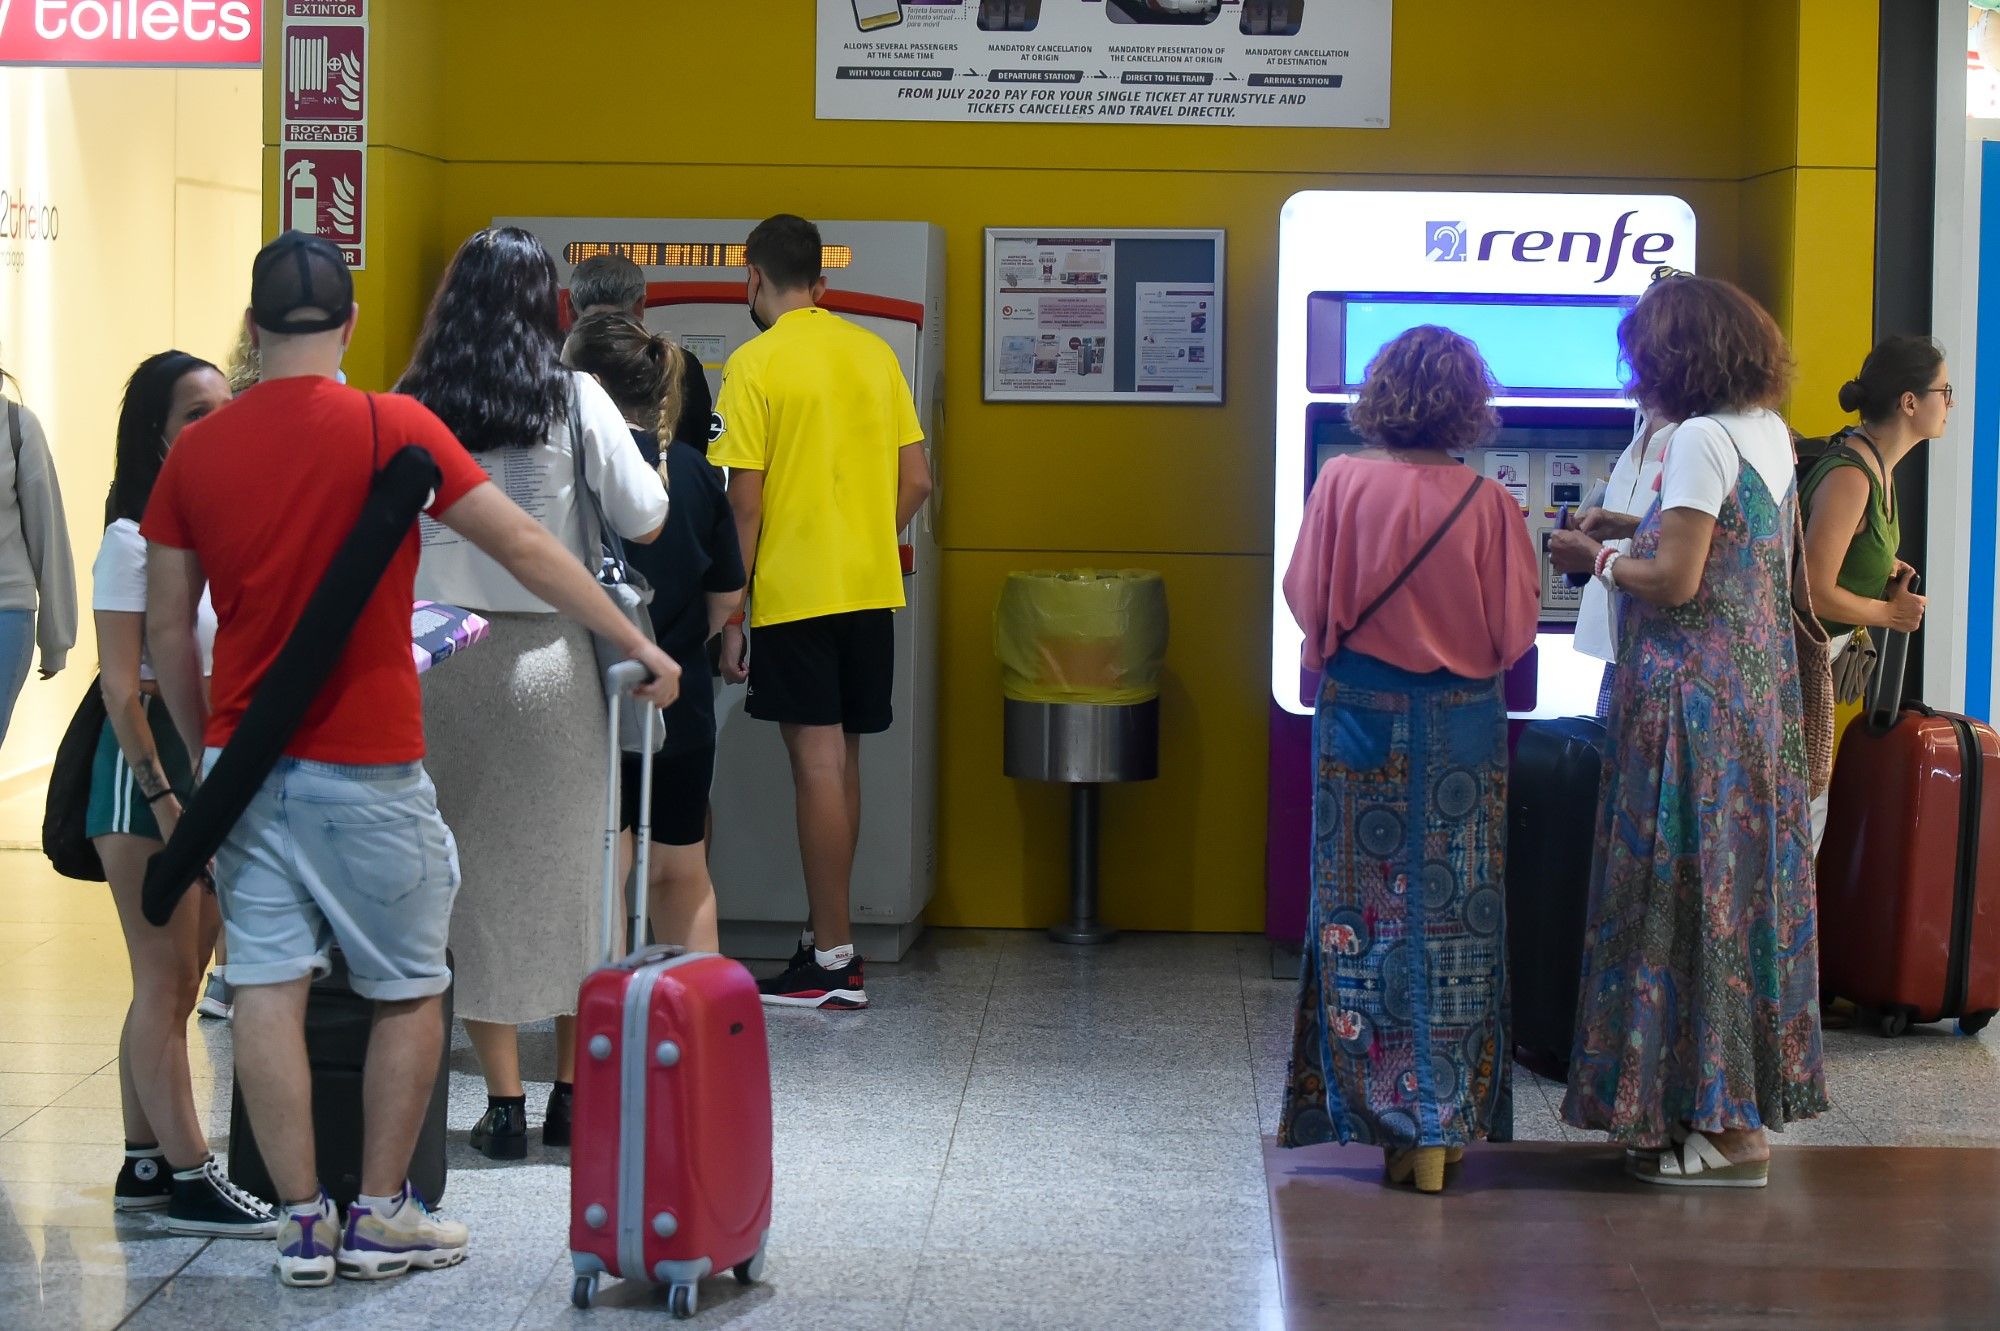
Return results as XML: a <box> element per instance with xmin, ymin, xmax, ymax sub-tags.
<box><xmin>1736</xmin><ymin>0</ymin><xmax>1880</xmax><ymax>438</ymax></box>
<box><xmin>264</xmin><ymin>2</ymin><xmax>1880</xmax><ymax>931</ymax></box>
<box><xmin>0</xmin><ymin>67</ymin><xmax>262</xmax><ymax>844</ymax></box>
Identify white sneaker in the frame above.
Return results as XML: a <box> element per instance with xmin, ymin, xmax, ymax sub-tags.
<box><xmin>196</xmin><ymin>974</ymin><xmax>233</xmax><ymax>1021</ymax></box>
<box><xmin>275</xmin><ymin>1194</ymin><xmax>339</xmax><ymax>1288</ymax></box>
<box><xmin>337</xmin><ymin>1184</ymin><xmax>469</xmax><ymax>1281</ymax></box>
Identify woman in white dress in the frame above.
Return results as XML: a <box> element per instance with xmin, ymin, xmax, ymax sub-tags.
<box><xmin>400</xmin><ymin>228</ymin><xmax>667</xmax><ymax>1159</ymax></box>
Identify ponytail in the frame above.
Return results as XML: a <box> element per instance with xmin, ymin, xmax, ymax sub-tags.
<box><xmin>562</xmin><ymin>311</ymin><xmax>681</xmax><ymax>443</ymax></box>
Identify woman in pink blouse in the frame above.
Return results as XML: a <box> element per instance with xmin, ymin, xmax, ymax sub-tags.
<box><xmin>1273</xmin><ymin>325</ymin><xmax>1539</xmax><ymax>1194</ymax></box>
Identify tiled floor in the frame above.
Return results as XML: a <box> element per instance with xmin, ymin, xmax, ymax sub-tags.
<box><xmin>3</xmin><ymin>849</ymin><xmax>1998</xmax><ymax>1329</ymax></box>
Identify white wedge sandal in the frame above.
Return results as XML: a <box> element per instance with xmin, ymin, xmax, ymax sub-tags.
<box><xmin>1626</xmin><ymin>1130</ymin><xmax>1769</xmax><ymax>1189</ymax></box>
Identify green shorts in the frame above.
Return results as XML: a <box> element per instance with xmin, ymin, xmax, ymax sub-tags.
<box><xmin>84</xmin><ymin>696</ymin><xmax>193</xmax><ymax>842</ymax></box>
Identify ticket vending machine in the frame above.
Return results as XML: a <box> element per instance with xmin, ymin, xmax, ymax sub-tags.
<box><xmin>1266</xmin><ymin>190</ymin><xmax>1697</xmax><ymax>944</ymax></box>
<box><xmin>498</xmin><ymin>216</ymin><xmax>946</xmax><ymax>961</ymax></box>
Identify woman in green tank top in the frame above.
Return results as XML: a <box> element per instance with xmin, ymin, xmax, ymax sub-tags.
<box><xmin>1801</xmin><ymin>334</ymin><xmax>1949</xmax><ymax>854</ymax></box>
<box><xmin>1802</xmin><ymin>335</ymin><xmax>1946</xmax><ymax>637</ymax></box>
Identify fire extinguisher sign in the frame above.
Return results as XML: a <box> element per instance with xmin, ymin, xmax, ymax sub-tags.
<box><xmin>280</xmin><ymin>148</ymin><xmax>364</xmax><ymax>268</ymax></box>
<box><xmin>279</xmin><ymin>2</ymin><xmax>367</xmax><ymax>268</ymax></box>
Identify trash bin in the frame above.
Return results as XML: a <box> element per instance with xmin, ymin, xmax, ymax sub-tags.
<box><xmin>996</xmin><ymin>571</ymin><xmax>1167</xmax><ymax>944</ymax></box>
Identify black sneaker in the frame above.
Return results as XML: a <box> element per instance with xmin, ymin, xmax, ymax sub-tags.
<box><xmin>542</xmin><ymin>1084</ymin><xmax>573</xmax><ymax>1149</ymax></box>
<box><xmin>114</xmin><ymin>1148</ymin><xmax>172</xmax><ymax>1211</ymax></box>
<box><xmin>758</xmin><ymin>952</ymin><xmax>868</xmax><ymax>1010</ymax></box>
<box><xmin>166</xmin><ymin>1157</ymin><xmax>279</xmax><ymax>1238</ymax></box>
<box><xmin>470</xmin><ymin>1101</ymin><xmax>527</xmax><ymax>1160</ymax></box>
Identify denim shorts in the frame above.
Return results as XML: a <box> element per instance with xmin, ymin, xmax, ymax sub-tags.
<box><xmin>206</xmin><ymin>751</ymin><xmax>461</xmax><ymax>1001</ymax></box>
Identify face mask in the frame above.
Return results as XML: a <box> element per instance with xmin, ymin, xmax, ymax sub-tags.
<box><xmin>746</xmin><ymin>274</ymin><xmax>770</xmax><ymax>334</ymax></box>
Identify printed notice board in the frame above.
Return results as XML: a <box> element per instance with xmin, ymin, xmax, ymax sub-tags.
<box><xmin>985</xmin><ymin>228</ymin><xmax>1224</xmax><ymax>403</ymax></box>
<box><xmin>818</xmin><ymin>0</ymin><xmax>1391</xmax><ymax>129</ymax></box>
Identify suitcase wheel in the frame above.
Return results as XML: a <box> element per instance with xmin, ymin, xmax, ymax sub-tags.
<box><xmin>734</xmin><ymin>1244</ymin><xmax>767</xmax><ymax>1286</ymax></box>
<box><xmin>571</xmin><ymin>1273</ymin><xmax>597</xmax><ymax>1310</ymax></box>
<box><xmin>669</xmin><ymin>1283</ymin><xmax>698</xmax><ymax>1319</ymax></box>
<box><xmin>1879</xmin><ymin>1008</ymin><xmax>1913</xmax><ymax>1039</ymax></box>
<box><xmin>1959</xmin><ymin>1011</ymin><xmax>1994</xmax><ymax>1037</ymax></box>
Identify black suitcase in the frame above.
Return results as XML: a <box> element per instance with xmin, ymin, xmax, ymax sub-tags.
<box><xmin>227</xmin><ymin>949</ymin><xmax>451</xmax><ymax>1210</ymax></box>
<box><xmin>1505</xmin><ymin>717</ymin><xmax>1606</xmax><ymax>1081</ymax></box>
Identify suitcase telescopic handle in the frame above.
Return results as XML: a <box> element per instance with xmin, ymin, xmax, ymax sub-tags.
<box><xmin>602</xmin><ymin>662</ymin><xmax>658</xmax><ymax>965</ymax></box>
<box><xmin>1867</xmin><ymin>574</ymin><xmax>1919</xmax><ymax>733</ymax></box>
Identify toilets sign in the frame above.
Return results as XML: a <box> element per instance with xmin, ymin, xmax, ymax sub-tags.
<box><xmin>280</xmin><ymin>0</ymin><xmax>366</xmax><ymax>267</ymax></box>
<box><xmin>0</xmin><ymin>0</ymin><xmax>261</xmax><ymax>66</ymax></box>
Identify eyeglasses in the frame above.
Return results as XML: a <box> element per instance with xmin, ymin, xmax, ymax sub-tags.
<box><xmin>1926</xmin><ymin>385</ymin><xmax>1955</xmax><ymax>407</ymax></box>
<box><xmin>1649</xmin><ymin>265</ymin><xmax>1694</xmax><ymax>284</ymax></box>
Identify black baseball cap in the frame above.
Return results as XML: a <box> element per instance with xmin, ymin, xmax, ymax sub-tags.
<box><xmin>250</xmin><ymin>230</ymin><xmax>354</xmax><ymax>334</ymax></box>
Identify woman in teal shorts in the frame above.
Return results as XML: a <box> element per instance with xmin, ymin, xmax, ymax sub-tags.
<box><xmin>87</xmin><ymin>351</ymin><xmax>273</xmax><ymax>1235</ymax></box>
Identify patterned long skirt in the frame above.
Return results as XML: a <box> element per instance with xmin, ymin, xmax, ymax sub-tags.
<box><xmin>1278</xmin><ymin>648</ymin><xmax>1512</xmax><ymax>1151</ymax></box>
<box><xmin>1560</xmin><ymin>464</ymin><xmax>1828</xmax><ymax>1142</ymax></box>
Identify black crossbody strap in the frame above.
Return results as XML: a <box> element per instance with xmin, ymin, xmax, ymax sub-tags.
<box><xmin>1347</xmin><ymin>472</ymin><xmax>1485</xmax><ymax>639</ymax></box>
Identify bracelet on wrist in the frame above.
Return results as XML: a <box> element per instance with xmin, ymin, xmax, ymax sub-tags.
<box><xmin>143</xmin><ymin>788</ymin><xmax>175</xmax><ymax>806</ymax></box>
<box><xmin>1596</xmin><ymin>550</ymin><xmax>1623</xmax><ymax>592</ymax></box>
<box><xmin>725</xmin><ymin>612</ymin><xmax>746</xmax><ymax>627</ymax></box>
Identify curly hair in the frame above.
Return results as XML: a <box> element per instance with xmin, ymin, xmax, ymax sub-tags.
<box><xmin>396</xmin><ymin>227</ymin><xmax>572</xmax><ymax>452</ymax></box>
<box><xmin>1346</xmin><ymin>325</ymin><xmax>1500</xmax><ymax>453</ymax></box>
<box><xmin>1619</xmin><ymin>275</ymin><xmax>1793</xmax><ymax>420</ymax></box>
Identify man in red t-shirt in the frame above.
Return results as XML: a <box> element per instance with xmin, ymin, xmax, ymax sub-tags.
<box><xmin>143</xmin><ymin>232</ymin><xmax>678</xmax><ymax>1289</ymax></box>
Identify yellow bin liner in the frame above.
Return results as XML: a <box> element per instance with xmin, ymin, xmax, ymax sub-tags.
<box><xmin>994</xmin><ymin>570</ymin><xmax>1168</xmax><ymax>705</ymax></box>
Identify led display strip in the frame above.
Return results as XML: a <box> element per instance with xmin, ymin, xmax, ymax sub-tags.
<box><xmin>562</xmin><ymin>241</ymin><xmax>854</xmax><ymax>270</ymax></box>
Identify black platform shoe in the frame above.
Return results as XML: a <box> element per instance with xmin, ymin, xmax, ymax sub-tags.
<box><xmin>470</xmin><ymin>1098</ymin><xmax>528</xmax><ymax>1160</ymax></box>
<box><xmin>543</xmin><ymin>1082</ymin><xmax>574</xmax><ymax>1149</ymax></box>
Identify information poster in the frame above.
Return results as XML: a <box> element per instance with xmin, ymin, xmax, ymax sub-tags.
<box><xmin>986</xmin><ymin>228</ymin><xmax>1223</xmax><ymax>403</ymax></box>
<box><xmin>817</xmin><ymin>0</ymin><xmax>1391</xmax><ymax>129</ymax></box>
<box><xmin>1133</xmin><ymin>282</ymin><xmax>1217</xmax><ymax>396</ymax></box>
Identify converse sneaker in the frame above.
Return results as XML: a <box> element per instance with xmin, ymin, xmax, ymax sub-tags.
<box><xmin>337</xmin><ymin>1184</ymin><xmax>469</xmax><ymax>1281</ymax></box>
<box><xmin>275</xmin><ymin>1193</ymin><xmax>339</xmax><ymax>1288</ymax></box>
<box><xmin>165</xmin><ymin>1157</ymin><xmax>279</xmax><ymax>1238</ymax></box>
<box><xmin>196</xmin><ymin>973</ymin><xmax>233</xmax><ymax>1021</ymax></box>
<box><xmin>113</xmin><ymin>1145</ymin><xmax>172</xmax><ymax>1211</ymax></box>
<box><xmin>758</xmin><ymin>950</ymin><xmax>868</xmax><ymax>1010</ymax></box>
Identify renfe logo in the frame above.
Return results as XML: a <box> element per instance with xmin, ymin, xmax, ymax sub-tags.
<box><xmin>1424</xmin><ymin>209</ymin><xmax>1677</xmax><ymax>285</ymax></box>
<box><xmin>0</xmin><ymin>0</ymin><xmax>260</xmax><ymax>68</ymax></box>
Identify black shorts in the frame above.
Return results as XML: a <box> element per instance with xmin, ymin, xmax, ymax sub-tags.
<box><xmin>745</xmin><ymin>609</ymin><xmax>895</xmax><ymax>734</ymax></box>
<box><xmin>619</xmin><ymin>743</ymin><xmax>714</xmax><ymax>847</ymax></box>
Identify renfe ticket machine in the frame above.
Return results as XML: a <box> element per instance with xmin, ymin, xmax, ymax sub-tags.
<box><xmin>499</xmin><ymin>215</ymin><xmax>946</xmax><ymax>961</ymax></box>
<box><xmin>1266</xmin><ymin>190</ymin><xmax>1698</xmax><ymax>944</ymax></box>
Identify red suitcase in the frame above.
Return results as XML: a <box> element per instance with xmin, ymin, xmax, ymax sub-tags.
<box><xmin>1818</xmin><ymin>613</ymin><xmax>2000</xmax><ymax>1038</ymax></box>
<box><xmin>569</xmin><ymin>663</ymin><xmax>774</xmax><ymax>1318</ymax></box>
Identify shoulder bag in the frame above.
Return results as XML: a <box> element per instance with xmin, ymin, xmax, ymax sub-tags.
<box><xmin>42</xmin><ymin>677</ymin><xmax>108</xmax><ymax>881</ymax></box>
<box><xmin>143</xmin><ymin>400</ymin><xmax>443</xmax><ymax>924</ymax></box>
<box><xmin>1716</xmin><ymin>419</ymin><xmax>1835</xmax><ymax>797</ymax></box>
<box><xmin>568</xmin><ymin>388</ymin><xmax>663</xmax><ymax>753</ymax></box>
<box><xmin>1344</xmin><ymin>471</ymin><xmax>1486</xmax><ymax>640</ymax></box>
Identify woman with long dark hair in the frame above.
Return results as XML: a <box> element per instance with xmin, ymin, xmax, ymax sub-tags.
<box><xmin>1275</xmin><ymin>326</ymin><xmax>1539</xmax><ymax>1194</ymax></box>
<box><xmin>1551</xmin><ymin>275</ymin><xmax>1828</xmax><ymax>1187</ymax></box>
<box><xmin>403</xmin><ymin>228</ymin><xmax>667</xmax><ymax>1159</ymax></box>
<box><xmin>90</xmin><ymin>351</ymin><xmax>275</xmax><ymax>1235</ymax></box>
<box><xmin>1801</xmin><ymin>335</ymin><xmax>1944</xmax><ymax>850</ymax></box>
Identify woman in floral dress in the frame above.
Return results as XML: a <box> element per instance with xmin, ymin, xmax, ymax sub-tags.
<box><xmin>1276</xmin><ymin>326</ymin><xmax>1540</xmax><ymax>1194</ymax></box>
<box><xmin>1550</xmin><ymin>274</ymin><xmax>1829</xmax><ymax>1187</ymax></box>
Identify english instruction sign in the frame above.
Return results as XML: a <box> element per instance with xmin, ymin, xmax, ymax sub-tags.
<box><xmin>817</xmin><ymin>0</ymin><xmax>1391</xmax><ymax>129</ymax></box>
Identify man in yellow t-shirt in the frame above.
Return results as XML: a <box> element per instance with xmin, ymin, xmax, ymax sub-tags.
<box><xmin>712</xmin><ymin>214</ymin><xmax>932</xmax><ymax>1010</ymax></box>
